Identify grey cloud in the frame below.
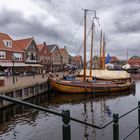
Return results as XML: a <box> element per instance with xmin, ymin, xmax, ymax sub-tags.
<box><xmin>113</xmin><ymin>3</ymin><xmax>140</xmax><ymax>33</ymax></box>
<box><xmin>0</xmin><ymin>7</ymin><xmax>84</xmax><ymax>55</ymax></box>
<box><xmin>115</xmin><ymin>20</ymin><xmax>140</xmax><ymax>33</ymax></box>
<box><xmin>0</xmin><ymin>9</ymin><xmax>24</xmax><ymax>27</ymax></box>
<box><xmin>0</xmin><ymin>8</ymin><xmax>75</xmax><ymax>45</ymax></box>
<box><xmin>0</xmin><ymin>0</ymin><xmax>140</xmax><ymax>59</ymax></box>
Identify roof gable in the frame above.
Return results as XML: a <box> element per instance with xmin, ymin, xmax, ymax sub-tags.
<box><xmin>37</xmin><ymin>43</ymin><xmax>50</xmax><ymax>54</ymax></box>
<box><xmin>0</xmin><ymin>32</ymin><xmax>23</xmax><ymax>52</ymax></box>
<box><xmin>37</xmin><ymin>44</ymin><xmax>44</xmax><ymax>52</ymax></box>
<box><xmin>59</xmin><ymin>48</ymin><xmax>68</xmax><ymax>57</ymax></box>
<box><xmin>74</xmin><ymin>55</ymin><xmax>82</xmax><ymax>61</ymax></box>
<box><xmin>15</xmin><ymin>37</ymin><xmax>39</xmax><ymax>53</ymax></box>
<box><xmin>15</xmin><ymin>37</ymin><xmax>33</xmax><ymax>50</ymax></box>
<box><xmin>47</xmin><ymin>44</ymin><xmax>58</xmax><ymax>52</ymax></box>
<box><xmin>110</xmin><ymin>56</ymin><xmax>119</xmax><ymax>62</ymax></box>
<box><xmin>128</xmin><ymin>57</ymin><xmax>140</xmax><ymax>63</ymax></box>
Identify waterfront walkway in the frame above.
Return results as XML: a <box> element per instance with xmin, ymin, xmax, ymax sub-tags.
<box><xmin>0</xmin><ymin>70</ymin><xmax>78</xmax><ymax>93</ymax></box>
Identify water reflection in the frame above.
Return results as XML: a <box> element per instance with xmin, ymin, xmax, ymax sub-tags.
<box><xmin>0</xmin><ymin>83</ymin><xmax>138</xmax><ymax>140</ymax></box>
<box><xmin>131</xmin><ymin>73</ymin><xmax>140</xmax><ymax>81</ymax></box>
<box><xmin>91</xmin><ymin>100</ymin><xmax>96</xmax><ymax>140</ymax></box>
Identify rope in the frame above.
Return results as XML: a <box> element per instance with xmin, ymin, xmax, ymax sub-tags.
<box><xmin>67</xmin><ymin>18</ymin><xmax>84</xmax><ymax>49</ymax></box>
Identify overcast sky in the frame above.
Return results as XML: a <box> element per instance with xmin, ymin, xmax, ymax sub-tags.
<box><xmin>0</xmin><ymin>0</ymin><xmax>140</xmax><ymax>60</ymax></box>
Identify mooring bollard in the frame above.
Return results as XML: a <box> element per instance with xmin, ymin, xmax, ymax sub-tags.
<box><xmin>138</xmin><ymin>101</ymin><xmax>140</xmax><ymax>140</ymax></box>
<box><xmin>62</xmin><ymin>110</ymin><xmax>71</xmax><ymax>140</ymax></box>
<box><xmin>113</xmin><ymin>113</ymin><xmax>119</xmax><ymax>140</ymax></box>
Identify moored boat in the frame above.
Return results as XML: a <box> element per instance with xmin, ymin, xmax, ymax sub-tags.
<box><xmin>50</xmin><ymin>10</ymin><xmax>135</xmax><ymax>94</ymax></box>
<box><xmin>79</xmin><ymin>69</ymin><xmax>131</xmax><ymax>81</ymax></box>
<box><xmin>51</xmin><ymin>78</ymin><xmax>134</xmax><ymax>94</ymax></box>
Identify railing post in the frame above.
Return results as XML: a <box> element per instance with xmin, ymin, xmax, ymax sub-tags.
<box><xmin>113</xmin><ymin>113</ymin><xmax>119</xmax><ymax>140</ymax></box>
<box><xmin>138</xmin><ymin>101</ymin><xmax>140</xmax><ymax>140</ymax></box>
<box><xmin>62</xmin><ymin>110</ymin><xmax>71</xmax><ymax>140</ymax></box>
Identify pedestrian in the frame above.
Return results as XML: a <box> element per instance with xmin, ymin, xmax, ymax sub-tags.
<box><xmin>5</xmin><ymin>69</ymin><xmax>8</xmax><ymax>78</ymax></box>
<box><xmin>24</xmin><ymin>71</ymin><xmax>26</xmax><ymax>76</ymax></box>
<box><xmin>47</xmin><ymin>77</ymin><xmax>51</xmax><ymax>90</ymax></box>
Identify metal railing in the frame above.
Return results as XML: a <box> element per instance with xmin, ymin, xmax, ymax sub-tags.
<box><xmin>0</xmin><ymin>94</ymin><xmax>139</xmax><ymax>140</ymax></box>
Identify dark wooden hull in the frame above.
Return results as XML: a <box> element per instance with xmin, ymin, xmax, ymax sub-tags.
<box><xmin>51</xmin><ymin>79</ymin><xmax>135</xmax><ymax>94</ymax></box>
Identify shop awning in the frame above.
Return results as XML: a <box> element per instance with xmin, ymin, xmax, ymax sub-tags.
<box><xmin>26</xmin><ymin>64</ymin><xmax>43</xmax><ymax>67</ymax></box>
<box><xmin>0</xmin><ymin>62</ymin><xmax>43</xmax><ymax>67</ymax></box>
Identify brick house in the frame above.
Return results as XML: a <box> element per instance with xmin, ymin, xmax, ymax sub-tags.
<box><xmin>15</xmin><ymin>37</ymin><xmax>39</xmax><ymax>64</ymax></box>
<box><xmin>47</xmin><ymin>44</ymin><xmax>62</xmax><ymax>72</ymax></box>
<box><xmin>71</xmin><ymin>55</ymin><xmax>83</xmax><ymax>68</ymax></box>
<box><xmin>110</xmin><ymin>56</ymin><xmax>119</xmax><ymax>64</ymax></box>
<box><xmin>0</xmin><ymin>32</ymin><xmax>25</xmax><ymax>73</ymax></box>
<box><xmin>68</xmin><ymin>54</ymin><xmax>73</xmax><ymax>64</ymax></box>
<box><xmin>15</xmin><ymin>37</ymin><xmax>42</xmax><ymax>73</ymax></box>
<box><xmin>37</xmin><ymin>42</ymin><xmax>51</xmax><ymax>72</ymax></box>
<box><xmin>59</xmin><ymin>46</ymin><xmax>69</xmax><ymax>69</ymax></box>
<box><xmin>128</xmin><ymin>56</ymin><xmax>140</xmax><ymax>67</ymax></box>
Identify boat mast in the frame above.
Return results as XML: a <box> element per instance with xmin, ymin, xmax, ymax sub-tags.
<box><xmin>99</xmin><ymin>30</ymin><xmax>103</xmax><ymax>69</ymax></box>
<box><xmin>90</xmin><ymin>12</ymin><xmax>99</xmax><ymax>77</ymax></box>
<box><xmin>90</xmin><ymin>21</ymin><xmax>94</xmax><ymax>77</ymax></box>
<box><xmin>102</xmin><ymin>34</ymin><xmax>106</xmax><ymax>70</ymax></box>
<box><xmin>83</xmin><ymin>9</ymin><xmax>87</xmax><ymax>81</ymax></box>
<box><xmin>82</xmin><ymin>9</ymin><xmax>96</xmax><ymax>80</ymax></box>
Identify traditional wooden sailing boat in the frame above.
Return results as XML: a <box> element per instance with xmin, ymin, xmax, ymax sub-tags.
<box><xmin>79</xmin><ymin>20</ymin><xmax>133</xmax><ymax>83</ymax></box>
<box><xmin>51</xmin><ymin>79</ymin><xmax>133</xmax><ymax>94</ymax></box>
<box><xmin>51</xmin><ymin>9</ymin><xmax>135</xmax><ymax>94</ymax></box>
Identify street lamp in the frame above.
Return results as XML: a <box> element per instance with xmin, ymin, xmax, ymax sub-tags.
<box><xmin>12</xmin><ymin>54</ymin><xmax>15</xmax><ymax>84</ymax></box>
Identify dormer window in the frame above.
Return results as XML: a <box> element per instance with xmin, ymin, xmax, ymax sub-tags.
<box><xmin>3</xmin><ymin>40</ymin><xmax>12</xmax><ymax>48</ymax></box>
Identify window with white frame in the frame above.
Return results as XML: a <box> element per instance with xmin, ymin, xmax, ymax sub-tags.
<box><xmin>13</xmin><ymin>53</ymin><xmax>22</xmax><ymax>61</ymax></box>
<box><xmin>3</xmin><ymin>40</ymin><xmax>12</xmax><ymax>48</ymax></box>
<box><xmin>27</xmin><ymin>53</ymin><xmax>31</xmax><ymax>60</ymax></box>
<box><xmin>0</xmin><ymin>51</ymin><xmax>6</xmax><ymax>59</ymax></box>
<box><xmin>27</xmin><ymin>52</ymin><xmax>37</xmax><ymax>60</ymax></box>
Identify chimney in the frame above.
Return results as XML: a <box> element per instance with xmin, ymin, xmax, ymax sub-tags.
<box><xmin>64</xmin><ymin>46</ymin><xmax>66</xmax><ymax>50</ymax></box>
<box><xmin>43</xmin><ymin>42</ymin><xmax>46</xmax><ymax>46</ymax></box>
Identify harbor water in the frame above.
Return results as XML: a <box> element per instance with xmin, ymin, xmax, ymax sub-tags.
<box><xmin>0</xmin><ymin>74</ymin><xmax>140</xmax><ymax>140</ymax></box>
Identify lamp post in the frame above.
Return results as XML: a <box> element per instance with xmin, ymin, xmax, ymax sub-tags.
<box><xmin>12</xmin><ymin>55</ymin><xmax>15</xmax><ymax>84</ymax></box>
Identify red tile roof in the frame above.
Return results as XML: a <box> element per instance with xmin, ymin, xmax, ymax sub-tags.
<box><xmin>15</xmin><ymin>37</ymin><xmax>33</xmax><ymax>50</ymax></box>
<box><xmin>37</xmin><ymin>44</ymin><xmax>44</xmax><ymax>52</ymax></box>
<box><xmin>128</xmin><ymin>58</ymin><xmax>140</xmax><ymax>66</ymax></box>
<box><xmin>37</xmin><ymin>43</ymin><xmax>51</xmax><ymax>55</ymax></box>
<box><xmin>0</xmin><ymin>32</ymin><xmax>24</xmax><ymax>52</ymax></box>
<box><xmin>59</xmin><ymin>48</ymin><xmax>65</xmax><ymax>53</ymax></box>
<box><xmin>74</xmin><ymin>55</ymin><xmax>82</xmax><ymax>62</ymax></box>
<box><xmin>59</xmin><ymin>48</ymin><xmax>68</xmax><ymax>57</ymax></box>
<box><xmin>128</xmin><ymin>58</ymin><xmax>140</xmax><ymax>62</ymax></box>
<box><xmin>110</xmin><ymin>56</ymin><xmax>119</xmax><ymax>62</ymax></box>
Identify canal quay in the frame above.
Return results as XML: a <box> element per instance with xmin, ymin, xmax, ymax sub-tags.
<box><xmin>0</xmin><ymin>74</ymin><xmax>51</xmax><ymax>108</ymax></box>
<box><xmin>0</xmin><ymin>74</ymin><xmax>139</xmax><ymax>140</ymax></box>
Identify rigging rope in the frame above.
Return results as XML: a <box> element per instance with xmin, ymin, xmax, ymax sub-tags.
<box><xmin>87</xmin><ymin>12</ymin><xmax>101</xmax><ymax>58</ymax></box>
<box><xmin>75</xmin><ymin>25</ymin><xmax>92</xmax><ymax>55</ymax></box>
<box><xmin>67</xmin><ymin>18</ymin><xmax>84</xmax><ymax>49</ymax></box>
